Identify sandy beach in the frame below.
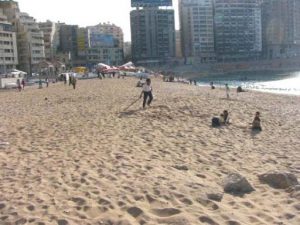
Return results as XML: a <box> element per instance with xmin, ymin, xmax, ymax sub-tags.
<box><xmin>0</xmin><ymin>77</ymin><xmax>299</xmax><ymax>225</ymax></box>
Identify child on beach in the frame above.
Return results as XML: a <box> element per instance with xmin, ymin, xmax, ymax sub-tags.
<box><xmin>212</xmin><ymin>110</ymin><xmax>229</xmax><ymax>127</ymax></box>
<box><xmin>225</xmin><ymin>83</ymin><xmax>230</xmax><ymax>99</ymax></box>
<box><xmin>140</xmin><ymin>78</ymin><xmax>153</xmax><ymax>108</ymax></box>
<box><xmin>252</xmin><ymin>112</ymin><xmax>262</xmax><ymax>131</ymax></box>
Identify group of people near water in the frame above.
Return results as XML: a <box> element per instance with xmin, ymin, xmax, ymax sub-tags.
<box><xmin>139</xmin><ymin>78</ymin><xmax>262</xmax><ymax>131</ymax></box>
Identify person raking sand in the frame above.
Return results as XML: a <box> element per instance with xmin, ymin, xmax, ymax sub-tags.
<box><xmin>140</xmin><ymin>78</ymin><xmax>153</xmax><ymax>109</ymax></box>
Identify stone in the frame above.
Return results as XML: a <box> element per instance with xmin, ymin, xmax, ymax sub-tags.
<box><xmin>258</xmin><ymin>171</ymin><xmax>299</xmax><ymax>189</ymax></box>
<box><xmin>223</xmin><ymin>173</ymin><xmax>255</xmax><ymax>194</ymax></box>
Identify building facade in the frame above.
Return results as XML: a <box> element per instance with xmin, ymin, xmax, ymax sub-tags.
<box><xmin>88</xmin><ymin>23</ymin><xmax>124</xmax><ymax>49</ymax></box>
<box><xmin>38</xmin><ymin>20</ymin><xmax>60</xmax><ymax>60</ymax></box>
<box><xmin>179</xmin><ymin>0</ymin><xmax>215</xmax><ymax>63</ymax></box>
<box><xmin>17</xmin><ymin>12</ymin><xmax>45</xmax><ymax>73</ymax></box>
<box><xmin>58</xmin><ymin>24</ymin><xmax>78</xmax><ymax>67</ymax></box>
<box><xmin>175</xmin><ymin>30</ymin><xmax>182</xmax><ymax>58</ymax></box>
<box><xmin>214</xmin><ymin>0</ymin><xmax>262</xmax><ymax>61</ymax></box>
<box><xmin>262</xmin><ymin>0</ymin><xmax>300</xmax><ymax>59</ymax></box>
<box><xmin>130</xmin><ymin>7</ymin><xmax>176</xmax><ymax>65</ymax></box>
<box><xmin>86</xmin><ymin>23</ymin><xmax>124</xmax><ymax>66</ymax></box>
<box><xmin>0</xmin><ymin>8</ymin><xmax>18</xmax><ymax>74</ymax></box>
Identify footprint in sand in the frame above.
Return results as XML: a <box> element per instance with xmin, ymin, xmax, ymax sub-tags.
<box><xmin>199</xmin><ymin>216</ymin><xmax>220</xmax><ymax>225</ymax></box>
<box><xmin>70</xmin><ymin>197</ymin><xmax>86</xmax><ymax>206</ymax></box>
<box><xmin>150</xmin><ymin>208</ymin><xmax>181</xmax><ymax>217</ymax></box>
<box><xmin>57</xmin><ymin>219</ymin><xmax>69</xmax><ymax>225</ymax></box>
<box><xmin>26</xmin><ymin>204</ymin><xmax>35</xmax><ymax>211</ymax></box>
<box><xmin>225</xmin><ymin>220</ymin><xmax>241</xmax><ymax>225</ymax></box>
<box><xmin>0</xmin><ymin>203</ymin><xmax>6</xmax><ymax>210</ymax></box>
<box><xmin>197</xmin><ymin>198</ymin><xmax>219</xmax><ymax>211</ymax></box>
<box><xmin>127</xmin><ymin>206</ymin><xmax>143</xmax><ymax>218</ymax></box>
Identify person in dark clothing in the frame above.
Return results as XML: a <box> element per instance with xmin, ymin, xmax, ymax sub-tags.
<box><xmin>140</xmin><ymin>78</ymin><xmax>153</xmax><ymax>108</ymax></box>
<box><xmin>252</xmin><ymin>112</ymin><xmax>262</xmax><ymax>131</ymax></box>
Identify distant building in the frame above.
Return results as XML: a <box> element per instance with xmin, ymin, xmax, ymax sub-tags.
<box><xmin>58</xmin><ymin>24</ymin><xmax>78</xmax><ymax>67</ymax></box>
<box><xmin>17</xmin><ymin>12</ymin><xmax>45</xmax><ymax>73</ymax></box>
<box><xmin>76</xmin><ymin>27</ymin><xmax>89</xmax><ymax>66</ymax></box>
<box><xmin>0</xmin><ymin>1</ymin><xmax>46</xmax><ymax>74</ymax></box>
<box><xmin>214</xmin><ymin>0</ymin><xmax>262</xmax><ymax>62</ymax></box>
<box><xmin>0</xmin><ymin>9</ymin><xmax>18</xmax><ymax>74</ymax></box>
<box><xmin>175</xmin><ymin>30</ymin><xmax>182</xmax><ymax>58</ymax></box>
<box><xmin>179</xmin><ymin>0</ymin><xmax>215</xmax><ymax>63</ymax></box>
<box><xmin>38</xmin><ymin>20</ymin><xmax>60</xmax><ymax>60</ymax></box>
<box><xmin>86</xmin><ymin>23</ymin><xmax>124</xmax><ymax>66</ymax></box>
<box><xmin>123</xmin><ymin>41</ymin><xmax>132</xmax><ymax>61</ymax></box>
<box><xmin>130</xmin><ymin>7</ymin><xmax>176</xmax><ymax>66</ymax></box>
<box><xmin>262</xmin><ymin>0</ymin><xmax>300</xmax><ymax>59</ymax></box>
<box><xmin>88</xmin><ymin>23</ymin><xmax>124</xmax><ymax>49</ymax></box>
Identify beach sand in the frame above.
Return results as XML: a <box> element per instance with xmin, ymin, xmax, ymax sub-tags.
<box><xmin>0</xmin><ymin>78</ymin><xmax>299</xmax><ymax>225</ymax></box>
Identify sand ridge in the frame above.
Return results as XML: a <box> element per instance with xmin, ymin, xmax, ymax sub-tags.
<box><xmin>0</xmin><ymin>78</ymin><xmax>299</xmax><ymax>225</ymax></box>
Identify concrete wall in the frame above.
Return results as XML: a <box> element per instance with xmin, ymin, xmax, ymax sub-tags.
<box><xmin>0</xmin><ymin>77</ymin><xmax>20</xmax><ymax>88</ymax></box>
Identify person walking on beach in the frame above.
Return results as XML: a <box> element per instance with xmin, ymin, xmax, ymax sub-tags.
<box><xmin>16</xmin><ymin>79</ymin><xmax>21</xmax><ymax>92</ymax></box>
<box><xmin>21</xmin><ymin>79</ymin><xmax>25</xmax><ymax>90</ymax></box>
<box><xmin>72</xmin><ymin>73</ymin><xmax>77</xmax><ymax>90</ymax></box>
<box><xmin>140</xmin><ymin>78</ymin><xmax>153</xmax><ymax>108</ymax></box>
<box><xmin>225</xmin><ymin>83</ymin><xmax>230</xmax><ymax>99</ymax></box>
<box><xmin>45</xmin><ymin>77</ymin><xmax>49</xmax><ymax>88</ymax></box>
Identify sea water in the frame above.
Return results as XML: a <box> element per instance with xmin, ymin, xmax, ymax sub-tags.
<box><xmin>196</xmin><ymin>71</ymin><xmax>300</xmax><ymax>96</ymax></box>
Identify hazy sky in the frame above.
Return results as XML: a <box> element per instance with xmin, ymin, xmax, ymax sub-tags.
<box><xmin>16</xmin><ymin>0</ymin><xmax>179</xmax><ymax>42</ymax></box>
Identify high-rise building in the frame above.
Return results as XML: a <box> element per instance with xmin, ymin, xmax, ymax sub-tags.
<box><xmin>130</xmin><ymin>0</ymin><xmax>176</xmax><ymax>65</ymax></box>
<box><xmin>214</xmin><ymin>0</ymin><xmax>262</xmax><ymax>61</ymax></box>
<box><xmin>88</xmin><ymin>23</ymin><xmax>124</xmax><ymax>49</ymax></box>
<box><xmin>38</xmin><ymin>21</ymin><xmax>60</xmax><ymax>60</ymax></box>
<box><xmin>76</xmin><ymin>27</ymin><xmax>89</xmax><ymax>66</ymax></box>
<box><xmin>86</xmin><ymin>23</ymin><xmax>124</xmax><ymax>66</ymax></box>
<box><xmin>179</xmin><ymin>0</ymin><xmax>215</xmax><ymax>63</ymax></box>
<box><xmin>175</xmin><ymin>30</ymin><xmax>182</xmax><ymax>58</ymax></box>
<box><xmin>0</xmin><ymin>1</ymin><xmax>45</xmax><ymax>74</ymax></box>
<box><xmin>0</xmin><ymin>8</ymin><xmax>18</xmax><ymax>74</ymax></box>
<box><xmin>58</xmin><ymin>24</ymin><xmax>78</xmax><ymax>66</ymax></box>
<box><xmin>262</xmin><ymin>0</ymin><xmax>300</xmax><ymax>59</ymax></box>
<box><xmin>18</xmin><ymin>12</ymin><xmax>45</xmax><ymax>73</ymax></box>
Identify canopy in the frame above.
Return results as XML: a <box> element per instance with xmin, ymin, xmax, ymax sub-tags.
<box><xmin>11</xmin><ymin>69</ymin><xmax>27</xmax><ymax>75</ymax></box>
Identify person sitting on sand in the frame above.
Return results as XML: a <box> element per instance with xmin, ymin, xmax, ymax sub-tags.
<box><xmin>237</xmin><ymin>86</ymin><xmax>246</xmax><ymax>93</ymax></box>
<box><xmin>252</xmin><ymin>112</ymin><xmax>262</xmax><ymax>131</ymax></box>
<box><xmin>212</xmin><ymin>110</ymin><xmax>229</xmax><ymax>127</ymax></box>
<box><xmin>222</xmin><ymin>110</ymin><xmax>229</xmax><ymax>124</ymax></box>
<box><xmin>140</xmin><ymin>78</ymin><xmax>153</xmax><ymax>108</ymax></box>
<box><xmin>210</xmin><ymin>82</ymin><xmax>215</xmax><ymax>89</ymax></box>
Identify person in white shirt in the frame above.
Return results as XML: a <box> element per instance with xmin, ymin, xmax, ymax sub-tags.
<box><xmin>140</xmin><ymin>78</ymin><xmax>153</xmax><ymax>108</ymax></box>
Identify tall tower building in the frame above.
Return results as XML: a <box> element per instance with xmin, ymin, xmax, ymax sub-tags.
<box><xmin>179</xmin><ymin>0</ymin><xmax>215</xmax><ymax>63</ymax></box>
<box><xmin>130</xmin><ymin>0</ymin><xmax>176</xmax><ymax>66</ymax></box>
<box><xmin>18</xmin><ymin>12</ymin><xmax>45</xmax><ymax>73</ymax></box>
<box><xmin>262</xmin><ymin>0</ymin><xmax>300</xmax><ymax>59</ymax></box>
<box><xmin>88</xmin><ymin>23</ymin><xmax>124</xmax><ymax>49</ymax></box>
<box><xmin>58</xmin><ymin>24</ymin><xmax>78</xmax><ymax>66</ymax></box>
<box><xmin>38</xmin><ymin>21</ymin><xmax>60</xmax><ymax>61</ymax></box>
<box><xmin>0</xmin><ymin>8</ymin><xmax>18</xmax><ymax>74</ymax></box>
<box><xmin>214</xmin><ymin>0</ymin><xmax>262</xmax><ymax>61</ymax></box>
<box><xmin>0</xmin><ymin>1</ymin><xmax>45</xmax><ymax>74</ymax></box>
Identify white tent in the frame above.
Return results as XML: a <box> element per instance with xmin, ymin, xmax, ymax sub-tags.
<box><xmin>11</xmin><ymin>69</ymin><xmax>27</xmax><ymax>76</ymax></box>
